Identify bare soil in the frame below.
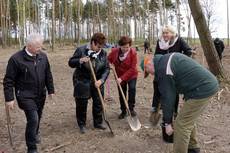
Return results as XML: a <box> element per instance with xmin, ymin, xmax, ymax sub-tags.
<box><xmin>0</xmin><ymin>45</ymin><xmax>230</xmax><ymax>153</ymax></box>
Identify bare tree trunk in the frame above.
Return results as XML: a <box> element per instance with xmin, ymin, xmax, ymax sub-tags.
<box><xmin>158</xmin><ymin>0</ymin><xmax>164</xmax><ymax>26</ymax></box>
<box><xmin>96</xmin><ymin>0</ymin><xmax>101</xmax><ymax>32</ymax></box>
<box><xmin>188</xmin><ymin>0</ymin><xmax>224</xmax><ymax>77</ymax></box>
<box><xmin>176</xmin><ymin>0</ymin><xmax>181</xmax><ymax>36</ymax></box>
<box><xmin>227</xmin><ymin>0</ymin><xmax>229</xmax><ymax>46</ymax></box>
<box><xmin>16</xmin><ymin>0</ymin><xmax>21</xmax><ymax>48</ymax></box>
<box><xmin>77</xmin><ymin>0</ymin><xmax>81</xmax><ymax>46</ymax></box>
<box><xmin>52</xmin><ymin>0</ymin><xmax>55</xmax><ymax>52</ymax></box>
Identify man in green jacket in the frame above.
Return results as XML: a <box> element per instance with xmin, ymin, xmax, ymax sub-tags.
<box><xmin>144</xmin><ymin>53</ymin><xmax>219</xmax><ymax>153</ymax></box>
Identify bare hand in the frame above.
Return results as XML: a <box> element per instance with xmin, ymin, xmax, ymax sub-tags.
<box><xmin>165</xmin><ymin>124</ymin><xmax>174</xmax><ymax>136</ymax></box>
<box><xmin>117</xmin><ymin>78</ymin><xmax>122</xmax><ymax>84</ymax></box>
<box><xmin>80</xmin><ymin>57</ymin><xmax>90</xmax><ymax>63</ymax></box>
<box><xmin>6</xmin><ymin>101</ymin><xmax>15</xmax><ymax>110</ymax></box>
<box><xmin>95</xmin><ymin>80</ymin><xmax>102</xmax><ymax>88</ymax></box>
<box><xmin>191</xmin><ymin>50</ymin><xmax>197</xmax><ymax>55</ymax></box>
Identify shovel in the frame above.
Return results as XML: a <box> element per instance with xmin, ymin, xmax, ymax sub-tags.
<box><xmin>5</xmin><ymin>104</ymin><xmax>14</xmax><ymax>147</ymax></box>
<box><xmin>111</xmin><ymin>66</ymin><xmax>141</xmax><ymax>131</ymax></box>
<box><xmin>149</xmin><ymin>104</ymin><xmax>161</xmax><ymax>126</ymax></box>
<box><xmin>88</xmin><ymin>60</ymin><xmax>114</xmax><ymax>135</ymax></box>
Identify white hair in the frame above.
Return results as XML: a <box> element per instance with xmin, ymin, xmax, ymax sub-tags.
<box><xmin>161</xmin><ymin>25</ymin><xmax>177</xmax><ymax>37</ymax></box>
<box><xmin>26</xmin><ymin>33</ymin><xmax>44</xmax><ymax>46</ymax></box>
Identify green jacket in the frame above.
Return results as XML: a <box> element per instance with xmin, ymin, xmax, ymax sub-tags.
<box><xmin>154</xmin><ymin>53</ymin><xmax>219</xmax><ymax>124</ymax></box>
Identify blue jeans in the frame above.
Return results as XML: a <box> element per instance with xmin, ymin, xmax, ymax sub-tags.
<box><xmin>118</xmin><ymin>78</ymin><xmax>137</xmax><ymax>112</ymax></box>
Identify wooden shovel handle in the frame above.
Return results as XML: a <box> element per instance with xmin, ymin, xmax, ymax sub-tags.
<box><xmin>111</xmin><ymin>66</ymin><xmax>131</xmax><ymax>115</ymax></box>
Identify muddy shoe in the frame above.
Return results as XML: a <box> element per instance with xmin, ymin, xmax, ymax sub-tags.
<box><xmin>118</xmin><ymin>112</ymin><xmax>127</xmax><ymax>119</ymax></box>
<box><xmin>130</xmin><ymin>110</ymin><xmax>137</xmax><ymax>117</ymax></box>
<box><xmin>188</xmin><ymin>148</ymin><xmax>200</xmax><ymax>153</ymax></box>
<box><xmin>94</xmin><ymin>124</ymin><xmax>106</xmax><ymax>130</ymax></box>
<box><xmin>79</xmin><ymin>126</ymin><xmax>86</xmax><ymax>134</ymax></box>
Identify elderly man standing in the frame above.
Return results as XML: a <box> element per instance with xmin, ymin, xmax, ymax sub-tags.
<box><xmin>3</xmin><ymin>33</ymin><xmax>54</xmax><ymax>153</ymax></box>
<box><xmin>143</xmin><ymin>53</ymin><xmax>218</xmax><ymax>153</ymax></box>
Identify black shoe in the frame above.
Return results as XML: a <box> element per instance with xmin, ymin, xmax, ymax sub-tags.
<box><xmin>130</xmin><ymin>110</ymin><xmax>137</xmax><ymax>117</ymax></box>
<box><xmin>27</xmin><ymin>149</ymin><xmax>38</xmax><ymax>153</ymax></box>
<box><xmin>35</xmin><ymin>134</ymin><xmax>41</xmax><ymax>144</ymax></box>
<box><xmin>188</xmin><ymin>148</ymin><xmax>200</xmax><ymax>153</ymax></box>
<box><xmin>94</xmin><ymin>124</ymin><xmax>106</xmax><ymax>130</ymax></box>
<box><xmin>118</xmin><ymin>112</ymin><xmax>127</xmax><ymax>119</ymax></box>
<box><xmin>79</xmin><ymin>126</ymin><xmax>86</xmax><ymax>134</ymax></box>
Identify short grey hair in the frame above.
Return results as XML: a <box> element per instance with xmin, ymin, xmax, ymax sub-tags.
<box><xmin>161</xmin><ymin>25</ymin><xmax>177</xmax><ymax>37</ymax></box>
<box><xmin>26</xmin><ymin>33</ymin><xmax>44</xmax><ymax>46</ymax></box>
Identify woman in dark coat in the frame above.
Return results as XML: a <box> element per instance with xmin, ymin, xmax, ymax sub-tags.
<box><xmin>68</xmin><ymin>33</ymin><xmax>110</xmax><ymax>134</ymax></box>
<box><xmin>152</xmin><ymin>25</ymin><xmax>193</xmax><ymax>119</ymax></box>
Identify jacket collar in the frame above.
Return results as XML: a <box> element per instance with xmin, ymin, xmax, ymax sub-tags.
<box><xmin>22</xmin><ymin>46</ymin><xmax>43</xmax><ymax>61</ymax></box>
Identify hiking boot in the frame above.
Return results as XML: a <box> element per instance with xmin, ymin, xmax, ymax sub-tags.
<box><xmin>118</xmin><ymin>112</ymin><xmax>127</xmax><ymax>119</ymax></box>
<box><xmin>130</xmin><ymin>110</ymin><xmax>137</xmax><ymax>117</ymax></box>
<box><xmin>94</xmin><ymin>124</ymin><xmax>106</xmax><ymax>130</ymax></box>
<box><xmin>79</xmin><ymin>126</ymin><xmax>86</xmax><ymax>134</ymax></box>
<box><xmin>188</xmin><ymin>148</ymin><xmax>200</xmax><ymax>153</ymax></box>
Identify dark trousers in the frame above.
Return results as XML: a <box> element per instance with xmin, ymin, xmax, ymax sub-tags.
<box><xmin>23</xmin><ymin>97</ymin><xmax>45</xmax><ymax>150</ymax></box>
<box><xmin>75</xmin><ymin>86</ymin><xmax>103</xmax><ymax>127</ymax></box>
<box><xmin>144</xmin><ymin>47</ymin><xmax>148</xmax><ymax>54</ymax></box>
<box><xmin>118</xmin><ymin>78</ymin><xmax>137</xmax><ymax>113</ymax></box>
<box><xmin>152</xmin><ymin>80</ymin><xmax>179</xmax><ymax>115</ymax></box>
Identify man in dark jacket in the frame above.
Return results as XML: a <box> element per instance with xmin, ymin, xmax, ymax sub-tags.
<box><xmin>144</xmin><ymin>39</ymin><xmax>150</xmax><ymax>54</ymax></box>
<box><xmin>214</xmin><ymin>38</ymin><xmax>225</xmax><ymax>60</ymax></box>
<box><xmin>3</xmin><ymin>33</ymin><xmax>54</xmax><ymax>153</ymax></box>
<box><xmin>144</xmin><ymin>53</ymin><xmax>219</xmax><ymax>153</ymax></box>
<box><xmin>68</xmin><ymin>33</ymin><xmax>110</xmax><ymax>134</ymax></box>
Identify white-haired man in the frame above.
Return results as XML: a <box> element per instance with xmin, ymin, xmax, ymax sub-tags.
<box><xmin>3</xmin><ymin>33</ymin><xmax>54</xmax><ymax>153</ymax></box>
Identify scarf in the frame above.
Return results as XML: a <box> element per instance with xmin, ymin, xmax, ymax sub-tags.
<box><xmin>158</xmin><ymin>36</ymin><xmax>178</xmax><ymax>50</ymax></box>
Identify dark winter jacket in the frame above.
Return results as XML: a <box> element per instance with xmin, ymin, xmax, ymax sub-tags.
<box><xmin>108</xmin><ymin>48</ymin><xmax>138</xmax><ymax>82</ymax></box>
<box><xmin>155</xmin><ymin>37</ymin><xmax>192</xmax><ymax>56</ymax></box>
<box><xmin>3</xmin><ymin>47</ymin><xmax>54</xmax><ymax>110</ymax></box>
<box><xmin>154</xmin><ymin>53</ymin><xmax>219</xmax><ymax>124</ymax></box>
<box><xmin>68</xmin><ymin>45</ymin><xmax>110</xmax><ymax>99</ymax></box>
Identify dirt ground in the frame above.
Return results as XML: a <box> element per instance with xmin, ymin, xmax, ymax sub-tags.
<box><xmin>0</xmin><ymin>45</ymin><xmax>230</xmax><ymax>153</ymax></box>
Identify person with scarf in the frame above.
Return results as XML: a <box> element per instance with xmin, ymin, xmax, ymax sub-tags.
<box><xmin>151</xmin><ymin>25</ymin><xmax>193</xmax><ymax>118</ymax></box>
<box><xmin>108</xmin><ymin>36</ymin><xmax>138</xmax><ymax>119</ymax></box>
<box><xmin>68</xmin><ymin>33</ymin><xmax>110</xmax><ymax>134</ymax></box>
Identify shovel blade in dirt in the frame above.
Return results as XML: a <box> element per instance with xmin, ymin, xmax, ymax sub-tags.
<box><xmin>127</xmin><ymin>115</ymin><xmax>141</xmax><ymax>131</ymax></box>
<box><xmin>149</xmin><ymin>112</ymin><xmax>161</xmax><ymax>126</ymax></box>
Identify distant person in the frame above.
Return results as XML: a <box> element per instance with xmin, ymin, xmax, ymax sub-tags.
<box><xmin>214</xmin><ymin>38</ymin><xmax>225</xmax><ymax>60</ymax></box>
<box><xmin>68</xmin><ymin>33</ymin><xmax>110</xmax><ymax>134</ymax></box>
<box><xmin>108</xmin><ymin>36</ymin><xmax>138</xmax><ymax>119</ymax></box>
<box><xmin>152</xmin><ymin>25</ymin><xmax>193</xmax><ymax>118</ymax></box>
<box><xmin>3</xmin><ymin>33</ymin><xmax>55</xmax><ymax>153</ymax></box>
<box><xmin>144</xmin><ymin>53</ymin><xmax>219</xmax><ymax>153</ymax></box>
<box><xmin>144</xmin><ymin>38</ymin><xmax>150</xmax><ymax>54</ymax></box>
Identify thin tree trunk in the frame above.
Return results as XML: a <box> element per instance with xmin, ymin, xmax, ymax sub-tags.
<box><xmin>77</xmin><ymin>0</ymin><xmax>81</xmax><ymax>45</ymax></box>
<box><xmin>188</xmin><ymin>0</ymin><xmax>224</xmax><ymax>77</ymax></box>
<box><xmin>227</xmin><ymin>0</ymin><xmax>229</xmax><ymax>46</ymax></box>
<box><xmin>176</xmin><ymin>0</ymin><xmax>181</xmax><ymax>36</ymax></box>
<box><xmin>52</xmin><ymin>0</ymin><xmax>55</xmax><ymax>52</ymax></box>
